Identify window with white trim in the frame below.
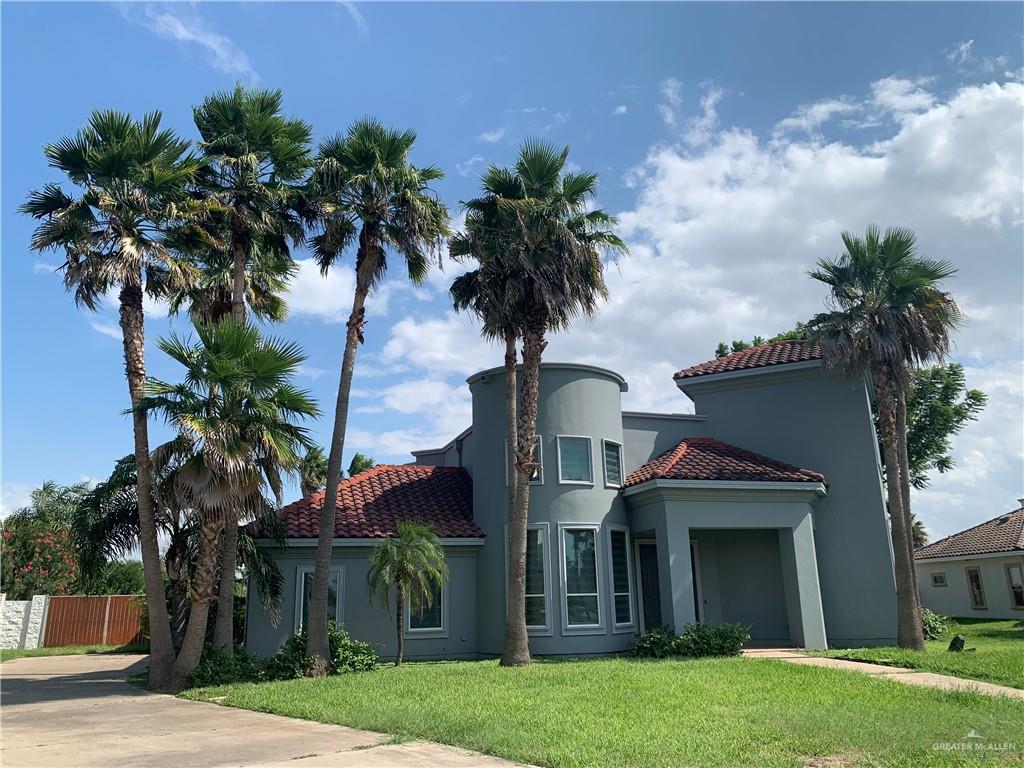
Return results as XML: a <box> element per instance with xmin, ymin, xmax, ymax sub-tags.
<box><xmin>295</xmin><ymin>566</ymin><xmax>343</xmax><ymax>634</ymax></box>
<box><xmin>406</xmin><ymin>580</ymin><xmax>447</xmax><ymax>636</ymax></box>
<box><xmin>506</xmin><ymin>436</ymin><xmax>543</xmax><ymax>485</ymax></box>
<box><xmin>562</xmin><ymin>526</ymin><xmax>601</xmax><ymax>628</ymax></box>
<box><xmin>930</xmin><ymin>572</ymin><xmax>947</xmax><ymax>588</ymax></box>
<box><xmin>966</xmin><ymin>567</ymin><xmax>986</xmax><ymax>609</ymax></box>
<box><xmin>525</xmin><ymin>527</ymin><xmax>549</xmax><ymax>628</ymax></box>
<box><xmin>1006</xmin><ymin>564</ymin><xmax>1024</xmax><ymax>609</ymax></box>
<box><xmin>603</xmin><ymin>440</ymin><xmax>623</xmax><ymax>488</ymax></box>
<box><xmin>557</xmin><ymin>436</ymin><xmax>593</xmax><ymax>485</ymax></box>
<box><xmin>607</xmin><ymin>527</ymin><xmax>634</xmax><ymax>628</ymax></box>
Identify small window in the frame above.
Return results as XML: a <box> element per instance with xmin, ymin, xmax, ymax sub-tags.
<box><xmin>603</xmin><ymin>440</ymin><xmax>623</xmax><ymax>488</ymax></box>
<box><xmin>525</xmin><ymin>527</ymin><xmax>548</xmax><ymax>629</ymax></box>
<box><xmin>506</xmin><ymin>436</ymin><xmax>543</xmax><ymax>485</ymax></box>
<box><xmin>1006</xmin><ymin>564</ymin><xmax>1024</xmax><ymax>609</ymax></box>
<box><xmin>966</xmin><ymin>567</ymin><xmax>987</xmax><ymax>609</ymax></box>
<box><xmin>607</xmin><ymin>527</ymin><xmax>634</xmax><ymax>628</ymax></box>
<box><xmin>296</xmin><ymin>567</ymin><xmax>343</xmax><ymax>634</ymax></box>
<box><xmin>557</xmin><ymin>436</ymin><xmax>593</xmax><ymax>485</ymax></box>
<box><xmin>930</xmin><ymin>572</ymin><xmax>947</xmax><ymax>588</ymax></box>
<box><xmin>562</xmin><ymin>526</ymin><xmax>601</xmax><ymax>629</ymax></box>
<box><xmin>407</xmin><ymin>581</ymin><xmax>447</xmax><ymax>635</ymax></box>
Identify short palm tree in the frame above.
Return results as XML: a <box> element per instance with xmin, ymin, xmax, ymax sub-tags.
<box><xmin>192</xmin><ymin>85</ymin><xmax>312</xmax><ymax>324</ymax></box>
<box><xmin>139</xmin><ymin>319</ymin><xmax>318</xmax><ymax>688</ymax></box>
<box><xmin>807</xmin><ymin>225</ymin><xmax>959</xmax><ymax>651</ymax></box>
<box><xmin>367</xmin><ymin>521</ymin><xmax>448</xmax><ymax>666</ymax></box>
<box><xmin>299</xmin><ymin>446</ymin><xmax>329</xmax><ymax>498</ymax></box>
<box><xmin>20</xmin><ymin>109</ymin><xmax>202</xmax><ymax>690</ymax></box>
<box><xmin>452</xmin><ymin>141</ymin><xmax>625</xmax><ymax>666</ymax></box>
<box><xmin>347</xmin><ymin>452</ymin><xmax>375</xmax><ymax>477</ymax></box>
<box><xmin>304</xmin><ymin>118</ymin><xmax>449</xmax><ymax>664</ymax></box>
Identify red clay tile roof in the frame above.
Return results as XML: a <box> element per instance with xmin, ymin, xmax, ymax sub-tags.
<box><xmin>623</xmin><ymin>437</ymin><xmax>826</xmax><ymax>487</ymax></box>
<box><xmin>674</xmin><ymin>340</ymin><xmax>822</xmax><ymax>380</ymax></box>
<box><xmin>252</xmin><ymin>465</ymin><xmax>482</xmax><ymax>539</ymax></box>
<box><xmin>915</xmin><ymin>505</ymin><xmax>1024</xmax><ymax>560</ymax></box>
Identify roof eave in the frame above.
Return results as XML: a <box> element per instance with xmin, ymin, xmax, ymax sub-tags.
<box><xmin>674</xmin><ymin>359</ymin><xmax>822</xmax><ymax>391</ymax></box>
<box><xmin>914</xmin><ymin>548</ymin><xmax>1023</xmax><ymax>563</ymax></box>
<box><xmin>621</xmin><ymin>478</ymin><xmax>827</xmax><ymax>498</ymax></box>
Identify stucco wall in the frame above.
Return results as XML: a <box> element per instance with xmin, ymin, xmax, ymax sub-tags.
<box><xmin>916</xmin><ymin>555</ymin><xmax>1024</xmax><ymax>620</ymax></box>
<box><xmin>679</xmin><ymin>365</ymin><xmax>897</xmax><ymax>646</ymax></box>
<box><xmin>245</xmin><ymin>545</ymin><xmax>480</xmax><ymax>660</ymax></box>
<box><xmin>1</xmin><ymin>595</ymin><xmax>48</xmax><ymax>649</ymax></box>
<box><xmin>621</xmin><ymin>413</ymin><xmax>706</xmax><ymax>475</ymax></box>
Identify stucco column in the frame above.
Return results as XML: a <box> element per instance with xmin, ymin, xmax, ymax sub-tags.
<box><xmin>779</xmin><ymin>513</ymin><xmax>827</xmax><ymax>650</ymax></box>
<box><xmin>664</xmin><ymin>513</ymin><xmax>697</xmax><ymax>631</ymax></box>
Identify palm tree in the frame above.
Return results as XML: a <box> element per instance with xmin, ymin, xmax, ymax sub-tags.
<box><xmin>347</xmin><ymin>452</ymin><xmax>375</xmax><ymax>477</ymax></box>
<box><xmin>4</xmin><ymin>481</ymin><xmax>91</xmax><ymax>534</ymax></box>
<box><xmin>453</xmin><ymin>141</ymin><xmax>625</xmax><ymax>666</ymax></box>
<box><xmin>192</xmin><ymin>85</ymin><xmax>311</xmax><ymax>325</ymax></box>
<box><xmin>304</xmin><ymin>118</ymin><xmax>449</xmax><ymax>665</ymax></box>
<box><xmin>20</xmin><ymin>109</ymin><xmax>202</xmax><ymax>689</ymax></box>
<box><xmin>299</xmin><ymin>446</ymin><xmax>329</xmax><ymax>498</ymax></box>
<box><xmin>138</xmin><ymin>319</ymin><xmax>318</xmax><ymax>689</ymax></box>
<box><xmin>366</xmin><ymin>521</ymin><xmax>448</xmax><ymax>666</ymax></box>
<box><xmin>807</xmin><ymin>226</ymin><xmax>960</xmax><ymax>651</ymax></box>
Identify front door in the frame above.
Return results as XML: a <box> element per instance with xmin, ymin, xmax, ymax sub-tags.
<box><xmin>636</xmin><ymin>541</ymin><xmax>662</xmax><ymax>632</ymax></box>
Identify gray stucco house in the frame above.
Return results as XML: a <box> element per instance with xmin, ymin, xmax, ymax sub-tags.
<box><xmin>915</xmin><ymin>501</ymin><xmax>1024</xmax><ymax>620</ymax></box>
<box><xmin>246</xmin><ymin>340</ymin><xmax>899</xmax><ymax>659</ymax></box>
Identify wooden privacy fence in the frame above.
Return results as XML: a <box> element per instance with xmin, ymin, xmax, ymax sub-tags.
<box><xmin>42</xmin><ymin>595</ymin><xmax>145</xmax><ymax>647</ymax></box>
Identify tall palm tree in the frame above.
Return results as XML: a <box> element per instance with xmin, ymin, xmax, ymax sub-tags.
<box><xmin>138</xmin><ymin>319</ymin><xmax>318</xmax><ymax>689</ymax></box>
<box><xmin>21</xmin><ymin>110</ymin><xmax>202</xmax><ymax>690</ymax></box>
<box><xmin>453</xmin><ymin>141</ymin><xmax>626</xmax><ymax>666</ymax></box>
<box><xmin>304</xmin><ymin>118</ymin><xmax>449</xmax><ymax>665</ymax></box>
<box><xmin>366</xmin><ymin>521</ymin><xmax>448</xmax><ymax>666</ymax></box>
<box><xmin>807</xmin><ymin>225</ymin><xmax>960</xmax><ymax>651</ymax></box>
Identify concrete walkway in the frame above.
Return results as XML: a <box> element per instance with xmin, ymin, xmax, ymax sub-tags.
<box><xmin>0</xmin><ymin>654</ymin><xmax>531</xmax><ymax>767</ymax></box>
<box><xmin>744</xmin><ymin>648</ymin><xmax>1024</xmax><ymax>699</ymax></box>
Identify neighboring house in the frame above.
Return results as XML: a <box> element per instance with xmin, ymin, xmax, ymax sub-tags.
<box><xmin>915</xmin><ymin>502</ymin><xmax>1024</xmax><ymax>620</ymax></box>
<box><xmin>246</xmin><ymin>340</ymin><xmax>898</xmax><ymax>659</ymax></box>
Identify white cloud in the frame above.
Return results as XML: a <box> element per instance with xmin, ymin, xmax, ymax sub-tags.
<box><xmin>1</xmin><ymin>484</ymin><xmax>34</xmax><ymax>518</ymax></box>
<box><xmin>33</xmin><ymin>261</ymin><xmax>59</xmax><ymax>275</ymax></box>
<box><xmin>774</xmin><ymin>97</ymin><xmax>859</xmax><ymax>136</ymax></box>
<box><xmin>338</xmin><ymin>1</ymin><xmax>368</xmax><ymax>35</ymax></box>
<box><xmin>684</xmin><ymin>84</ymin><xmax>725</xmax><ymax>147</ymax></box>
<box><xmin>476</xmin><ymin>126</ymin><xmax>507</xmax><ymax>143</ymax></box>
<box><xmin>657</xmin><ymin>77</ymin><xmax>683</xmax><ymax>128</ymax></box>
<box><xmin>947</xmin><ymin>39</ymin><xmax>975</xmax><ymax>66</ymax></box>
<box><xmin>456</xmin><ymin>155</ymin><xmax>486</xmax><ymax>177</ymax></box>
<box><xmin>542</xmin><ymin>111</ymin><xmax>570</xmax><ymax>132</ymax></box>
<box><xmin>296</xmin><ymin>365</ymin><xmax>333</xmax><ymax>380</ymax></box>
<box><xmin>120</xmin><ymin>4</ymin><xmax>257</xmax><ymax>82</ymax></box>
<box><xmin>381</xmin><ymin>315</ymin><xmax>500</xmax><ymax>376</ymax></box>
<box><xmin>613</xmin><ymin>105</ymin><xmax>628</xmax><ymax>116</ymax></box>
<box><xmin>870</xmin><ymin>76</ymin><xmax>935</xmax><ymax>119</ymax></box>
<box><xmin>89</xmin><ymin>320</ymin><xmax>122</xmax><ymax>340</ymax></box>
<box><xmin>284</xmin><ymin>258</ymin><xmax>389</xmax><ymax>324</ymax></box>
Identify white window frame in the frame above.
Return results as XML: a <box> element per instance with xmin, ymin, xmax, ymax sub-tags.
<box><xmin>504</xmin><ymin>522</ymin><xmax>553</xmax><ymax>636</ymax></box>
<box><xmin>556</xmin><ymin>435</ymin><xmax>594</xmax><ymax>486</ymax></box>
<box><xmin>1005</xmin><ymin>564</ymin><xmax>1024</xmax><ymax>610</ymax></box>
<box><xmin>558</xmin><ymin>522</ymin><xmax>604</xmax><ymax>635</ymax></box>
<box><xmin>602</xmin><ymin>439</ymin><xmax>624</xmax><ymax>489</ymax></box>
<box><xmin>965</xmin><ymin>566</ymin><xmax>987</xmax><ymax>610</ymax></box>
<box><xmin>930</xmin><ymin>572</ymin><xmax>947</xmax><ymax>588</ymax></box>
<box><xmin>294</xmin><ymin>565</ymin><xmax>344</xmax><ymax>634</ymax></box>
<box><xmin>404</xmin><ymin>579</ymin><xmax>449</xmax><ymax>639</ymax></box>
<box><xmin>505</xmin><ymin>435</ymin><xmax>543</xmax><ymax>486</ymax></box>
<box><xmin>605</xmin><ymin>524</ymin><xmax>635</xmax><ymax>632</ymax></box>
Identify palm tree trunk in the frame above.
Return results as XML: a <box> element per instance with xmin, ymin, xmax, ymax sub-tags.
<box><xmin>395</xmin><ymin>584</ymin><xmax>405</xmax><ymax>667</ymax></box>
<box><xmin>500</xmin><ymin>331</ymin><xmax>529</xmax><ymax>668</ymax></box>
<box><xmin>118</xmin><ymin>281</ymin><xmax>175</xmax><ymax>690</ymax></box>
<box><xmin>306</xmin><ymin>279</ymin><xmax>370</xmax><ymax>664</ymax></box>
<box><xmin>874</xmin><ymin>363</ymin><xmax>925</xmax><ymax>651</ymax></box>
<box><xmin>168</xmin><ymin>516</ymin><xmax>222</xmax><ymax>691</ymax></box>
<box><xmin>895</xmin><ymin>383</ymin><xmax>924</xmax><ymax>619</ymax></box>
<box><xmin>213</xmin><ymin>514</ymin><xmax>239</xmax><ymax>653</ymax></box>
<box><xmin>504</xmin><ymin>329</ymin><xmax>545</xmax><ymax>667</ymax></box>
<box><xmin>231</xmin><ymin>234</ymin><xmax>247</xmax><ymax>324</ymax></box>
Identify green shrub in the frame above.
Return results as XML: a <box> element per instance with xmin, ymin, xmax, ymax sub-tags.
<box><xmin>633</xmin><ymin>623</ymin><xmax>750</xmax><ymax>659</ymax></box>
<box><xmin>262</xmin><ymin>622</ymin><xmax>378</xmax><ymax>680</ymax></box>
<box><xmin>921</xmin><ymin>608</ymin><xmax>951</xmax><ymax>640</ymax></box>
<box><xmin>191</xmin><ymin>644</ymin><xmax>260</xmax><ymax>687</ymax></box>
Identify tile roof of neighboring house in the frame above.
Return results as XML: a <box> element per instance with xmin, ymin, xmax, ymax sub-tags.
<box><xmin>623</xmin><ymin>437</ymin><xmax>826</xmax><ymax>488</ymax></box>
<box><xmin>673</xmin><ymin>340</ymin><xmax>822</xmax><ymax>380</ymax></box>
<box><xmin>250</xmin><ymin>465</ymin><xmax>483</xmax><ymax>540</ymax></box>
<box><xmin>914</xmin><ymin>505</ymin><xmax>1024</xmax><ymax>560</ymax></box>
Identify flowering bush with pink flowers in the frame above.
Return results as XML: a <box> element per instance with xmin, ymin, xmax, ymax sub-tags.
<box><xmin>1</xmin><ymin>523</ymin><xmax>79</xmax><ymax>599</ymax></box>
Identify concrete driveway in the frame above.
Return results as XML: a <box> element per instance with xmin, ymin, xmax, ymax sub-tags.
<box><xmin>0</xmin><ymin>654</ymin><xmax>527</xmax><ymax>767</ymax></box>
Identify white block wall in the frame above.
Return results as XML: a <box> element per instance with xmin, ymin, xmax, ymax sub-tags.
<box><xmin>0</xmin><ymin>595</ymin><xmax>49</xmax><ymax>649</ymax></box>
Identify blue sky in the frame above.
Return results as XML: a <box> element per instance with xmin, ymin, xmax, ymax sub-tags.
<box><xmin>2</xmin><ymin>2</ymin><xmax>1022</xmax><ymax>539</ymax></box>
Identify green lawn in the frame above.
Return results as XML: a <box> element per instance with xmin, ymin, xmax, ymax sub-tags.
<box><xmin>0</xmin><ymin>643</ymin><xmax>147</xmax><ymax>663</ymax></box>
<box><xmin>814</xmin><ymin>619</ymin><xmax>1024</xmax><ymax>690</ymax></box>
<box><xmin>183</xmin><ymin>657</ymin><xmax>1024</xmax><ymax>768</ymax></box>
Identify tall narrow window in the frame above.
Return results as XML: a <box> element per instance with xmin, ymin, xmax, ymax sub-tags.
<box><xmin>558</xmin><ymin>436</ymin><xmax>593</xmax><ymax>484</ymax></box>
<box><xmin>966</xmin><ymin>567</ymin><xmax>986</xmax><ymax>609</ymax></box>
<box><xmin>563</xmin><ymin>527</ymin><xmax>600</xmax><ymax>628</ymax></box>
<box><xmin>1006</xmin><ymin>564</ymin><xmax>1024</xmax><ymax>609</ymax></box>
<box><xmin>506</xmin><ymin>436</ymin><xmax>543</xmax><ymax>485</ymax></box>
<box><xmin>296</xmin><ymin>567</ymin><xmax>342</xmax><ymax>633</ymax></box>
<box><xmin>525</xmin><ymin>527</ymin><xmax>547</xmax><ymax>628</ymax></box>
<box><xmin>607</xmin><ymin>527</ymin><xmax>633</xmax><ymax>628</ymax></box>
<box><xmin>407</xmin><ymin>581</ymin><xmax>445</xmax><ymax>634</ymax></box>
<box><xmin>603</xmin><ymin>440</ymin><xmax>623</xmax><ymax>488</ymax></box>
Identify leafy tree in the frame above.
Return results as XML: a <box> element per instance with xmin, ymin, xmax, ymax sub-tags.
<box><xmin>139</xmin><ymin>319</ymin><xmax>318</xmax><ymax>688</ymax></box>
<box><xmin>1</xmin><ymin>522</ymin><xmax>78</xmax><ymax>599</ymax></box>
<box><xmin>93</xmin><ymin>560</ymin><xmax>145</xmax><ymax>595</ymax></box>
<box><xmin>807</xmin><ymin>226</ymin><xmax>960</xmax><ymax>651</ymax></box>
<box><xmin>347</xmin><ymin>453</ymin><xmax>375</xmax><ymax>477</ymax></box>
<box><xmin>2</xmin><ymin>481</ymin><xmax>90</xmax><ymax>533</ymax></box>
<box><xmin>304</xmin><ymin>118</ymin><xmax>449</xmax><ymax>665</ymax></box>
<box><xmin>366</xmin><ymin>521</ymin><xmax>447</xmax><ymax>666</ymax></box>
<box><xmin>21</xmin><ymin>110</ymin><xmax>202</xmax><ymax>689</ymax></box>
